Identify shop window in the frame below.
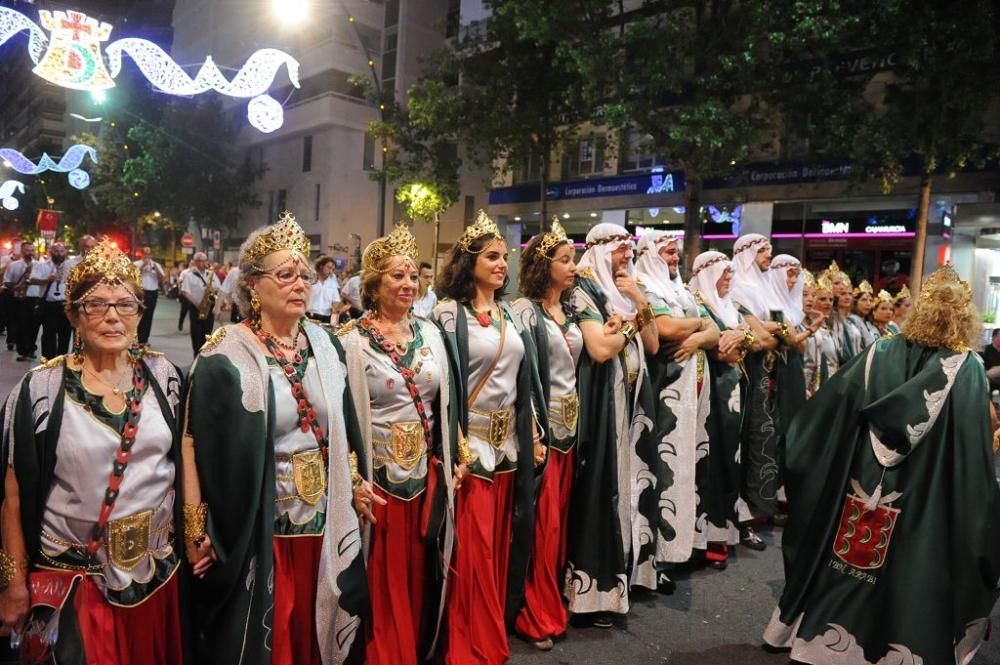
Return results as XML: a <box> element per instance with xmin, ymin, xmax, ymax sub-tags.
<box><xmin>512</xmin><ymin>152</ymin><xmax>543</xmax><ymax>184</ymax></box>
<box><xmin>562</xmin><ymin>135</ymin><xmax>606</xmax><ymax>179</ymax></box>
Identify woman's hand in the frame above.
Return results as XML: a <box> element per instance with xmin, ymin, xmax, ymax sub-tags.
<box><xmin>185</xmin><ymin>535</ymin><xmax>218</xmax><ymax>578</ymax></box>
<box><xmin>0</xmin><ymin>580</ymin><xmax>29</xmax><ymax>633</ymax></box>
<box><xmin>806</xmin><ymin>310</ymin><xmax>826</xmax><ymax>332</ymax></box>
<box><xmin>353</xmin><ymin>480</ymin><xmax>387</xmax><ymax>524</ymax></box>
<box><xmin>453</xmin><ymin>463</ymin><xmax>469</xmax><ymax>491</ymax></box>
<box><xmin>533</xmin><ymin>441</ymin><xmax>547</xmax><ymax>467</ymax></box>
<box><xmin>613</xmin><ymin>271</ymin><xmax>644</xmax><ymax>304</ymax></box>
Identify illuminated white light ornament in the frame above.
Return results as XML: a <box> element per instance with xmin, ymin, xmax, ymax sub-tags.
<box><xmin>0</xmin><ymin>8</ymin><xmax>300</xmax><ymax>133</ymax></box>
<box><xmin>0</xmin><ymin>144</ymin><xmax>97</xmax><ymax>190</ymax></box>
<box><xmin>0</xmin><ymin>181</ymin><xmax>25</xmax><ymax>211</ymax></box>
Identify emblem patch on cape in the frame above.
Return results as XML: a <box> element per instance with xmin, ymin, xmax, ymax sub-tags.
<box><xmin>832</xmin><ymin>489</ymin><xmax>900</xmax><ymax>570</ymax></box>
<box><xmin>201</xmin><ymin>327</ymin><xmax>227</xmax><ymax>351</ymax></box>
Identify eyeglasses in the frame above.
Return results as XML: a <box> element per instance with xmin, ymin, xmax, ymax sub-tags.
<box><xmin>76</xmin><ymin>300</ymin><xmax>143</xmax><ymax>317</ymax></box>
<box><xmin>260</xmin><ymin>267</ymin><xmax>315</xmax><ymax>286</ymax></box>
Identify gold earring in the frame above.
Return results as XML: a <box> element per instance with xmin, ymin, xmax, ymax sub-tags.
<box><xmin>250</xmin><ymin>290</ymin><xmax>261</xmax><ymax>314</ymax></box>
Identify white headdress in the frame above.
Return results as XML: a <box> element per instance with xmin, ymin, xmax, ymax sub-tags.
<box><xmin>729</xmin><ymin>233</ymin><xmax>781</xmax><ymax>320</ymax></box>
<box><xmin>689</xmin><ymin>251</ymin><xmax>741</xmax><ymax>329</ymax></box>
<box><xmin>768</xmin><ymin>254</ymin><xmax>805</xmax><ymax>326</ymax></box>
<box><xmin>634</xmin><ymin>230</ymin><xmax>696</xmax><ymax>316</ymax></box>
<box><xmin>577</xmin><ymin>222</ymin><xmax>636</xmax><ymax>318</ymax></box>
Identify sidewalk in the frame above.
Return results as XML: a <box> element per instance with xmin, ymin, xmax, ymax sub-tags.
<box><xmin>0</xmin><ymin>297</ymin><xmax>208</xmax><ymax>398</ymax></box>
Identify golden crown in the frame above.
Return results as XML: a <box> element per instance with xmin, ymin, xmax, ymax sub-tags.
<box><xmin>919</xmin><ymin>264</ymin><xmax>972</xmax><ymax>305</ymax></box>
<box><xmin>802</xmin><ymin>269</ymin><xmax>817</xmax><ymax>289</ymax></box>
<box><xmin>65</xmin><ymin>237</ymin><xmax>141</xmax><ymax>299</ymax></box>
<box><xmin>894</xmin><ymin>284</ymin><xmax>912</xmax><ymax>304</ymax></box>
<box><xmin>821</xmin><ymin>260</ymin><xmax>852</xmax><ymax>291</ymax></box>
<box><xmin>853</xmin><ymin>280</ymin><xmax>874</xmax><ymax>297</ymax></box>
<box><xmin>245</xmin><ymin>211</ymin><xmax>311</xmax><ymax>265</ymax></box>
<box><xmin>876</xmin><ymin>289</ymin><xmax>895</xmax><ymax>305</ymax></box>
<box><xmin>363</xmin><ymin>223</ymin><xmax>420</xmax><ymax>271</ymax></box>
<box><xmin>815</xmin><ymin>274</ymin><xmax>834</xmax><ymax>293</ymax></box>
<box><xmin>535</xmin><ymin>219</ymin><xmax>571</xmax><ymax>259</ymax></box>
<box><xmin>456</xmin><ymin>209</ymin><xmax>502</xmax><ymax>253</ymax></box>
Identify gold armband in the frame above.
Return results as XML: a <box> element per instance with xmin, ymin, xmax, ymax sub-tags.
<box><xmin>636</xmin><ymin>303</ymin><xmax>655</xmax><ymax>331</ymax></box>
<box><xmin>183</xmin><ymin>502</ymin><xmax>208</xmax><ymax>543</ymax></box>
<box><xmin>620</xmin><ymin>322</ymin><xmax>638</xmax><ymax>343</ymax></box>
<box><xmin>776</xmin><ymin>322</ymin><xmax>792</xmax><ymax>341</ymax></box>
<box><xmin>349</xmin><ymin>451</ymin><xmax>363</xmax><ymax>489</ymax></box>
<box><xmin>739</xmin><ymin>329</ymin><xmax>756</xmax><ymax>355</ymax></box>
<box><xmin>0</xmin><ymin>551</ymin><xmax>19</xmax><ymax>591</ymax></box>
<box><xmin>457</xmin><ymin>433</ymin><xmax>474</xmax><ymax>466</ymax></box>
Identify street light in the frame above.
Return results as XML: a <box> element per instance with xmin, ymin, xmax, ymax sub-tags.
<box><xmin>274</xmin><ymin>0</ymin><xmax>310</xmax><ymax>25</ymax></box>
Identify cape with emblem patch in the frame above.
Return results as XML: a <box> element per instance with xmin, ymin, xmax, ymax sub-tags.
<box><xmin>764</xmin><ymin>335</ymin><xmax>1000</xmax><ymax>664</ymax></box>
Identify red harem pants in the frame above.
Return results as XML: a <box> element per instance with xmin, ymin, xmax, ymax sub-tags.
<box><xmin>444</xmin><ymin>471</ymin><xmax>515</xmax><ymax>665</ymax></box>
<box><xmin>73</xmin><ymin>569</ymin><xmax>183</xmax><ymax>665</ymax></box>
<box><xmin>272</xmin><ymin>535</ymin><xmax>323</xmax><ymax>665</ymax></box>
<box><xmin>514</xmin><ymin>447</ymin><xmax>576</xmax><ymax>641</ymax></box>
<box><xmin>365</xmin><ymin>487</ymin><xmax>427</xmax><ymax>665</ymax></box>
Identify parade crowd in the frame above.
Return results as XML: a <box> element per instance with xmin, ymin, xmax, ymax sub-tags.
<box><xmin>0</xmin><ymin>210</ymin><xmax>996</xmax><ymax>665</ymax></box>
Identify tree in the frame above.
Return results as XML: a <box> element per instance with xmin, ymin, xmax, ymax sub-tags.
<box><xmin>396</xmin><ymin>182</ymin><xmax>448</xmax><ymax>272</ymax></box>
<box><xmin>854</xmin><ymin>1</ymin><xmax>1000</xmax><ymax>291</ymax></box>
<box><xmin>379</xmin><ymin>0</ymin><xmax>612</xmax><ymax>230</ymax></box>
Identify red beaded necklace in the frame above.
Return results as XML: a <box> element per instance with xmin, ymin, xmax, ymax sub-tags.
<box><xmin>87</xmin><ymin>357</ymin><xmax>146</xmax><ymax>557</ymax></box>
<box><xmin>358</xmin><ymin>317</ymin><xmax>433</xmax><ymax>450</ymax></box>
<box><xmin>247</xmin><ymin>320</ymin><xmax>329</xmax><ymax>461</ymax></box>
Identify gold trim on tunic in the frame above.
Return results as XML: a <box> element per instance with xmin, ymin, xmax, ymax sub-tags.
<box><xmin>468</xmin><ymin>407</ymin><xmax>514</xmax><ymax>449</ymax></box>
<box><xmin>372</xmin><ymin>420</ymin><xmax>425</xmax><ymax>470</ymax></box>
<box><xmin>548</xmin><ymin>392</ymin><xmax>579</xmax><ymax>432</ymax></box>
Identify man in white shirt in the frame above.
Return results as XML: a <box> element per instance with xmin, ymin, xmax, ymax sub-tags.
<box><xmin>340</xmin><ymin>272</ymin><xmax>363</xmax><ymax>320</ymax></box>
<box><xmin>412</xmin><ymin>261</ymin><xmax>437</xmax><ymax>319</ymax></box>
<box><xmin>306</xmin><ymin>255</ymin><xmax>340</xmax><ymax>324</ymax></box>
<box><xmin>33</xmin><ymin>242</ymin><xmax>72</xmax><ymax>359</ymax></box>
<box><xmin>179</xmin><ymin>252</ymin><xmax>220</xmax><ymax>356</ymax></box>
<box><xmin>3</xmin><ymin>243</ymin><xmax>42</xmax><ymax>360</ymax></box>
<box><xmin>135</xmin><ymin>246</ymin><xmax>165</xmax><ymax>345</ymax></box>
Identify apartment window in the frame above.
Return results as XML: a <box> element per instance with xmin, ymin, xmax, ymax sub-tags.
<box><xmin>363</xmin><ymin>133</ymin><xmax>377</xmax><ymax>171</ymax></box>
<box><xmin>620</xmin><ymin>129</ymin><xmax>657</xmax><ymax>172</ymax></box>
<box><xmin>385</xmin><ymin>0</ymin><xmax>399</xmax><ymax>28</ymax></box>
<box><xmin>302</xmin><ymin>135</ymin><xmax>313</xmax><ymax>172</ymax></box>
<box><xmin>277</xmin><ymin>189</ymin><xmax>287</xmax><ymax>213</ymax></box>
<box><xmin>562</xmin><ymin>135</ymin><xmax>606</xmax><ymax>179</ymax></box>
<box><xmin>314</xmin><ymin>183</ymin><xmax>321</xmax><ymax>221</ymax></box>
<box><xmin>512</xmin><ymin>152</ymin><xmax>543</xmax><ymax>184</ymax></box>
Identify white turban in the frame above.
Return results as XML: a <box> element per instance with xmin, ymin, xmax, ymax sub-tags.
<box><xmin>689</xmin><ymin>251</ymin><xmax>741</xmax><ymax>329</ymax></box>
<box><xmin>634</xmin><ymin>230</ymin><xmax>696</xmax><ymax>316</ymax></box>
<box><xmin>769</xmin><ymin>254</ymin><xmax>805</xmax><ymax>326</ymax></box>
<box><xmin>729</xmin><ymin>233</ymin><xmax>781</xmax><ymax>320</ymax></box>
<box><xmin>577</xmin><ymin>222</ymin><xmax>636</xmax><ymax>319</ymax></box>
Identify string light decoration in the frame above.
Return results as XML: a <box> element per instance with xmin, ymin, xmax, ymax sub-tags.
<box><xmin>0</xmin><ymin>181</ymin><xmax>25</xmax><ymax>211</ymax></box>
<box><xmin>0</xmin><ymin>144</ymin><xmax>97</xmax><ymax>190</ymax></box>
<box><xmin>0</xmin><ymin>8</ymin><xmax>300</xmax><ymax>133</ymax></box>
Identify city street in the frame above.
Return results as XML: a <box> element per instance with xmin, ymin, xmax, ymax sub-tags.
<box><xmin>0</xmin><ymin>299</ymin><xmax>996</xmax><ymax>664</ymax></box>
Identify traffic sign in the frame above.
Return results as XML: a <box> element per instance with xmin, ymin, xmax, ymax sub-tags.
<box><xmin>181</xmin><ymin>232</ymin><xmax>195</xmax><ymax>248</ymax></box>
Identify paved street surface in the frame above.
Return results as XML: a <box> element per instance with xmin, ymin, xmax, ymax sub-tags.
<box><xmin>0</xmin><ymin>299</ymin><xmax>997</xmax><ymax>664</ymax></box>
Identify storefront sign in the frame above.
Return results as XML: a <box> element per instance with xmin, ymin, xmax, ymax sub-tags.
<box><xmin>489</xmin><ymin>169</ymin><xmax>686</xmax><ymax>205</ymax></box>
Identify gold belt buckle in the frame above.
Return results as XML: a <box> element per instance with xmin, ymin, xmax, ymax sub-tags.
<box><xmin>390</xmin><ymin>422</ymin><xmax>424</xmax><ymax>470</ymax></box>
<box><xmin>488</xmin><ymin>410</ymin><xmax>512</xmax><ymax>449</ymax></box>
<box><xmin>107</xmin><ymin>509</ymin><xmax>152</xmax><ymax>571</ymax></box>
<box><xmin>561</xmin><ymin>393</ymin><xmax>579</xmax><ymax>431</ymax></box>
<box><xmin>292</xmin><ymin>449</ymin><xmax>328</xmax><ymax>506</ymax></box>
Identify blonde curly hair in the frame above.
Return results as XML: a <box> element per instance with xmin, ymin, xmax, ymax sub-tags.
<box><xmin>901</xmin><ymin>279</ymin><xmax>980</xmax><ymax>352</ymax></box>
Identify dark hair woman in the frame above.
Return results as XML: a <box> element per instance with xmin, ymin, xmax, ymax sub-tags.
<box><xmin>432</xmin><ymin>210</ymin><xmax>547</xmax><ymax>664</ymax></box>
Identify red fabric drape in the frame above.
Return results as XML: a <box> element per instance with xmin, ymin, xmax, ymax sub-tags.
<box><xmin>271</xmin><ymin>535</ymin><xmax>323</xmax><ymax>665</ymax></box>
<box><xmin>515</xmin><ymin>448</ymin><xmax>575</xmax><ymax>641</ymax></box>
<box><xmin>444</xmin><ymin>472</ymin><xmax>515</xmax><ymax>665</ymax></box>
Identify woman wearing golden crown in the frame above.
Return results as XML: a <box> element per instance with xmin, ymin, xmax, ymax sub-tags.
<box><xmin>335</xmin><ymin>224</ymin><xmax>457</xmax><ymax>665</ymax></box>
<box><xmin>0</xmin><ymin>238</ymin><xmax>186</xmax><ymax>664</ymax></box>
<box><xmin>824</xmin><ymin>262</ymin><xmax>862</xmax><ymax>364</ymax></box>
<box><xmin>181</xmin><ymin>213</ymin><xmax>371</xmax><ymax>665</ymax></box>
<box><xmin>891</xmin><ymin>285</ymin><xmax>911</xmax><ymax>333</ymax></box>
<box><xmin>764</xmin><ymin>264</ymin><xmax>1000</xmax><ymax>664</ymax></box>
<box><xmin>432</xmin><ymin>211</ymin><xmax>547</xmax><ymax>664</ymax></box>
<box><xmin>870</xmin><ymin>289</ymin><xmax>897</xmax><ymax>338</ymax></box>
<box><xmin>848</xmin><ymin>280</ymin><xmax>881</xmax><ymax>349</ymax></box>
<box><xmin>511</xmin><ymin>221</ymin><xmax>582</xmax><ymax>650</ymax></box>
<box><xmin>801</xmin><ymin>272</ymin><xmax>838</xmax><ymax>397</ymax></box>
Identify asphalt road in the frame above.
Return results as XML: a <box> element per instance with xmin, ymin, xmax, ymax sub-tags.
<box><xmin>0</xmin><ymin>299</ymin><xmax>997</xmax><ymax>664</ymax></box>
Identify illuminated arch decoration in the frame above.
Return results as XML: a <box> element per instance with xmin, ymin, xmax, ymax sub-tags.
<box><xmin>0</xmin><ymin>181</ymin><xmax>26</xmax><ymax>211</ymax></box>
<box><xmin>0</xmin><ymin>8</ymin><xmax>300</xmax><ymax>133</ymax></box>
<box><xmin>0</xmin><ymin>144</ymin><xmax>98</xmax><ymax>190</ymax></box>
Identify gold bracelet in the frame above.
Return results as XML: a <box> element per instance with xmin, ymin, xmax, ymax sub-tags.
<box><xmin>349</xmin><ymin>451</ymin><xmax>363</xmax><ymax>489</ymax></box>
<box><xmin>457</xmin><ymin>434</ymin><xmax>474</xmax><ymax>466</ymax></box>
<box><xmin>636</xmin><ymin>303</ymin><xmax>655</xmax><ymax>331</ymax></box>
<box><xmin>0</xmin><ymin>551</ymin><xmax>17</xmax><ymax>591</ymax></box>
<box><xmin>620</xmin><ymin>322</ymin><xmax>637</xmax><ymax>343</ymax></box>
<box><xmin>183</xmin><ymin>502</ymin><xmax>208</xmax><ymax>543</ymax></box>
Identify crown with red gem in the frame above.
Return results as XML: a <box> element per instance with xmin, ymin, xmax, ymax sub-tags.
<box><xmin>245</xmin><ymin>211</ymin><xmax>311</xmax><ymax>264</ymax></box>
<box><xmin>363</xmin><ymin>223</ymin><xmax>419</xmax><ymax>270</ymax></box>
